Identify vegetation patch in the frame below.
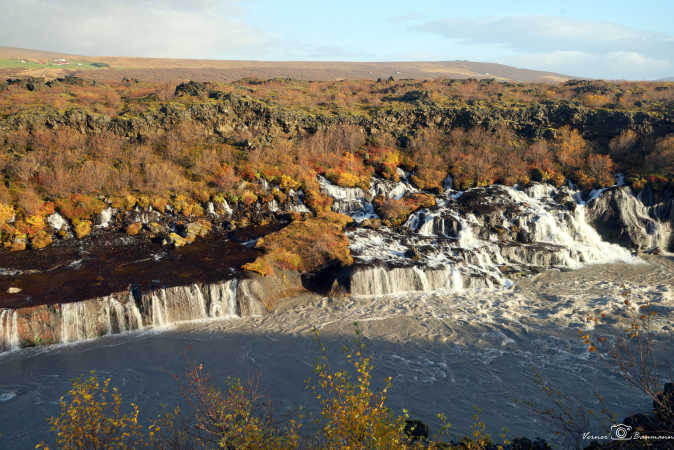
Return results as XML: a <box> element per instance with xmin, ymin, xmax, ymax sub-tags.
<box><xmin>243</xmin><ymin>214</ymin><xmax>353</xmax><ymax>277</ymax></box>
<box><xmin>373</xmin><ymin>193</ymin><xmax>436</xmax><ymax>227</ymax></box>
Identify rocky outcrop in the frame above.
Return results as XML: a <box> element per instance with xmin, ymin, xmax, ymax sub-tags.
<box><xmin>1</xmin><ymin>92</ymin><xmax>671</xmax><ymax>148</ymax></box>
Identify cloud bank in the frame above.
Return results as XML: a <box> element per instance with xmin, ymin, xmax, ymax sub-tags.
<box><xmin>416</xmin><ymin>16</ymin><xmax>674</xmax><ymax>79</ymax></box>
<box><xmin>0</xmin><ymin>0</ymin><xmax>272</xmax><ymax>58</ymax></box>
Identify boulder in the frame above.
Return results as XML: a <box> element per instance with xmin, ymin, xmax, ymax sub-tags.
<box><xmin>167</xmin><ymin>232</ymin><xmax>188</xmax><ymax>247</ymax></box>
<box><xmin>125</xmin><ymin>222</ymin><xmax>142</xmax><ymax>236</ymax></box>
<box><xmin>403</xmin><ymin>419</ymin><xmax>429</xmax><ymax>442</ymax></box>
<box><xmin>30</xmin><ymin>230</ymin><xmax>53</xmax><ymax>249</ymax></box>
<box><xmin>8</xmin><ymin>233</ymin><xmax>27</xmax><ymax>251</ymax></box>
<box><xmin>186</xmin><ymin>220</ymin><xmax>212</xmax><ymax>238</ymax></box>
<box><xmin>174</xmin><ymin>81</ymin><xmax>207</xmax><ymax>97</ymax></box>
<box><xmin>73</xmin><ymin>220</ymin><xmax>92</xmax><ymax>239</ymax></box>
<box><xmin>146</xmin><ymin>222</ymin><xmax>164</xmax><ymax>235</ymax></box>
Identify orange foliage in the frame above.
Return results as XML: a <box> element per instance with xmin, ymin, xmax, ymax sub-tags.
<box><xmin>554</xmin><ymin>126</ymin><xmax>589</xmax><ymax>172</ymax></box>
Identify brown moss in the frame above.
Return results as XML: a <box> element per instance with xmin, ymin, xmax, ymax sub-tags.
<box><xmin>243</xmin><ymin>214</ymin><xmax>353</xmax><ymax>276</ymax></box>
<box><xmin>110</xmin><ymin>194</ymin><xmax>138</xmax><ymax>211</ymax></box>
<box><xmin>373</xmin><ymin>192</ymin><xmax>435</xmax><ymax>227</ymax></box>
<box><xmin>56</xmin><ymin>195</ymin><xmax>106</xmax><ymax>222</ymax></box>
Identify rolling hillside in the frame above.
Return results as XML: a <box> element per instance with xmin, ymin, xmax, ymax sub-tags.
<box><xmin>0</xmin><ymin>46</ymin><xmax>572</xmax><ymax>83</ymax></box>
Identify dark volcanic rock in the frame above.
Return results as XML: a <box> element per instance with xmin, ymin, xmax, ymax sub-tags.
<box><xmin>174</xmin><ymin>81</ymin><xmax>208</xmax><ymax>97</ymax></box>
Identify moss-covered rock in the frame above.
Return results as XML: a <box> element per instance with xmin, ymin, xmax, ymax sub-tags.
<box><xmin>30</xmin><ymin>230</ymin><xmax>53</xmax><ymax>249</ymax></box>
<box><xmin>167</xmin><ymin>232</ymin><xmax>188</xmax><ymax>247</ymax></box>
<box><xmin>73</xmin><ymin>220</ymin><xmax>92</xmax><ymax>239</ymax></box>
<box><xmin>125</xmin><ymin>222</ymin><xmax>142</xmax><ymax>235</ymax></box>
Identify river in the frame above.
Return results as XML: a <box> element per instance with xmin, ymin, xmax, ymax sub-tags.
<box><xmin>1</xmin><ymin>257</ymin><xmax>672</xmax><ymax>449</ymax></box>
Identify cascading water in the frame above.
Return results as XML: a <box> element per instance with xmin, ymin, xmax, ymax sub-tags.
<box><xmin>61</xmin><ymin>302</ymin><xmax>96</xmax><ymax>343</ymax></box>
<box><xmin>208</xmin><ymin>280</ymin><xmax>239</xmax><ymax>318</ymax></box>
<box><xmin>104</xmin><ymin>296</ymin><xmax>128</xmax><ymax>334</ymax></box>
<box><xmin>127</xmin><ymin>293</ymin><xmax>144</xmax><ymax>330</ymax></box>
<box><xmin>340</xmin><ymin>177</ymin><xmax>641</xmax><ymax>297</ymax></box>
<box><xmin>145</xmin><ymin>280</ymin><xmax>244</xmax><ymax>327</ymax></box>
<box><xmin>502</xmin><ymin>185</ymin><xmax>635</xmax><ymax>267</ymax></box>
<box><xmin>0</xmin><ymin>309</ymin><xmax>19</xmax><ymax>351</ymax></box>
<box><xmin>0</xmin><ymin>279</ymin><xmax>259</xmax><ymax>352</ymax></box>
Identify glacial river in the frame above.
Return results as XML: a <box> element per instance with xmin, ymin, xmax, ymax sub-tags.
<box><xmin>1</xmin><ymin>257</ymin><xmax>673</xmax><ymax>449</ymax></box>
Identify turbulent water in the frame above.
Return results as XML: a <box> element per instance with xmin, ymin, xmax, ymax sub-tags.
<box><xmin>0</xmin><ymin>258</ymin><xmax>673</xmax><ymax>448</ymax></box>
<box><xmin>1</xmin><ymin>177</ymin><xmax>674</xmax><ymax>447</ymax></box>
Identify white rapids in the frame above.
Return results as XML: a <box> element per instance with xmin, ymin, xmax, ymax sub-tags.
<box><xmin>331</xmin><ymin>178</ymin><xmax>641</xmax><ymax>298</ymax></box>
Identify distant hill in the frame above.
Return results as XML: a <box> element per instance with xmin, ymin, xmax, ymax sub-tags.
<box><xmin>658</xmin><ymin>76</ymin><xmax>674</xmax><ymax>82</ymax></box>
<box><xmin>0</xmin><ymin>46</ymin><xmax>572</xmax><ymax>83</ymax></box>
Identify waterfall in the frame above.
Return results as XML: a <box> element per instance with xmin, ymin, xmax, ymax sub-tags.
<box><xmin>61</xmin><ymin>302</ymin><xmax>97</xmax><ymax>343</ymax></box>
<box><xmin>151</xmin><ymin>292</ymin><xmax>168</xmax><ymax>327</ymax></box>
<box><xmin>0</xmin><ymin>278</ymin><xmax>257</xmax><ymax>352</ymax></box>
<box><xmin>350</xmin><ymin>266</ymin><xmax>471</xmax><ymax>297</ymax></box>
<box><xmin>104</xmin><ymin>296</ymin><xmax>128</xmax><ymax>334</ymax></box>
<box><xmin>503</xmin><ymin>186</ymin><xmax>635</xmax><ymax>266</ymax></box>
<box><xmin>317</xmin><ymin>176</ymin><xmax>375</xmax><ymax>220</ymax></box>
<box><xmin>0</xmin><ymin>309</ymin><xmax>20</xmax><ymax>351</ymax></box>
<box><xmin>208</xmin><ymin>280</ymin><xmax>238</xmax><ymax>318</ymax></box>
<box><xmin>147</xmin><ymin>281</ymin><xmax>241</xmax><ymax>326</ymax></box>
<box><xmin>126</xmin><ymin>293</ymin><xmax>144</xmax><ymax>330</ymax></box>
<box><xmin>341</xmin><ymin>176</ymin><xmax>644</xmax><ymax>297</ymax></box>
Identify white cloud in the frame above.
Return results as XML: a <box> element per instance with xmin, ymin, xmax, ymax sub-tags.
<box><xmin>0</xmin><ymin>0</ymin><xmax>273</xmax><ymax>58</ymax></box>
<box><xmin>416</xmin><ymin>16</ymin><xmax>674</xmax><ymax>79</ymax></box>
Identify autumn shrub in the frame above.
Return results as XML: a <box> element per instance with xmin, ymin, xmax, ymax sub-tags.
<box><xmin>365</xmin><ymin>146</ymin><xmax>401</xmax><ymax>181</ymax></box>
<box><xmin>323</xmin><ymin>152</ymin><xmax>373</xmax><ymax>189</ymax></box>
<box><xmin>373</xmin><ymin>193</ymin><xmax>435</xmax><ymax>227</ymax></box>
<box><xmin>170</xmin><ymin>363</ymin><xmax>301</xmax><ymax>449</ymax></box>
<box><xmin>609</xmin><ymin>129</ymin><xmax>641</xmax><ymax>168</ymax></box>
<box><xmin>308</xmin><ymin>328</ymin><xmax>407</xmax><ymax>449</ymax></box>
<box><xmin>36</xmin><ymin>372</ymin><xmax>144</xmax><ymax>450</ymax></box>
<box><xmin>553</xmin><ymin>126</ymin><xmax>589</xmax><ymax>174</ymax></box>
<box><xmin>585</xmin><ymin>153</ymin><xmax>616</xmax><ymax>188</ymax></box>
<box><xmin>645</xmin><ymin>134</ymin><xmax>674</xmax><ymax>178</ymax></box>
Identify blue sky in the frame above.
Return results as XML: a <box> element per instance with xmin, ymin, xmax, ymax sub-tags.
<box><xmin>1</xmin><ymin>0</ymin><xmax>672</xmax><ymax>79</ymax></box>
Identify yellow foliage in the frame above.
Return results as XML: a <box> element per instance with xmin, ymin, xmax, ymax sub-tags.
<box><xmin>279</xmin><ymin>174</ymin><xmax>301</xmax><ymax>191</ymax></box>
<box><xmin>0</xmin><ymin>203</ymin><xmax>15</xmax><ymax>226</ymax></box>
<box><xmin>172</xmin><ymin>194</ymin><xmax>204</xmax><ymax>217</ymax></box>
<box><xmin>110</xmin><ymin>194</ymin><xmax>138</xmax><ymax>211</ymax></box>
<box><xmin>309</xmin><ymin>328</ymin><xmax>407</xmax><ymax>449</ymax></box>
<box><xmin>150</xmin><ymin>196</ymin><xmax>169</xmax><ymax>212</ymax></box>
<box><xmin>125</xmin><ymin>222</ymin><xmax>142</xmax><ymax>236</ymax></box>
<box><xmin>37</xmin><ymin>373</ymin><xmax>143</xmax><ymax>450</ymax></box>
<box><xmin>241</xmin><ymin>190</ymin><xmax>259</xmax><ymax>206</ymax></box>
<box><xmin>30</xmin><ymin>230</ymin><xmax>53</xmax><ymax>249</ymax></box>
<box><xmin>25</xmin><ymin>214</ymin><xmax>46</xmax><ymax>231</ymax></box>
<box><xmin>73</xmin><ymin>220</ymin><xmax>92</xmax><ymax>239</ymax></box>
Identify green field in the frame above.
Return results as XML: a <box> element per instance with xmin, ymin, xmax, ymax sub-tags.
<box><xmin>0</xmin><ymin>59</ymin><xmax>108</xmax><ymax>70</ymax></box>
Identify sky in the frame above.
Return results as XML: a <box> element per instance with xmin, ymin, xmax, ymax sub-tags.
<box><xmin>0</xmin><ymin>0</ymin><xmax>672</xmax><ymax>80</ymax></box>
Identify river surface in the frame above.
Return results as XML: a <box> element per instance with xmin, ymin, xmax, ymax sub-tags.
<box><xmin>1</xmin><ymin>257</ymin><xmax>673</xmax><ymax>449</ymax></box>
